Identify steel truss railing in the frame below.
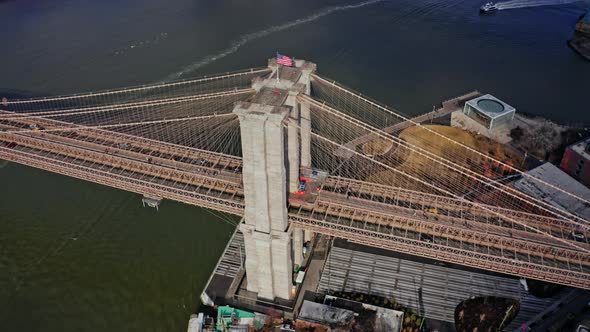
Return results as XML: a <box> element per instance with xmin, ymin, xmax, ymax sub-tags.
<box><xmin>0</xmin><ymin>133</ymin><xmax>242</xmax><ymax>195</ymax></box>
<box><xmin>0</xmin><ymin>111</ymin><xmax>244</xmax><ymax>180</ymax></box>
<box><xmin>304</xmin><ymin>199</ymin><xmax>587</xmax><ymax>266</ymax></box>
<box><xmin>316</xmin><ymin>191</ymin><xmax>588</xmax><ymax>257</ymax></box>
<box><xmin>323</xmin><ymin>176</ymin><xmax>589</xmax><ymax>240</ymax></box>
<box><xmin>0</xmin><ymin>146</ymin><xmax>245</xmax><ymax>215</ymax></box>
<box><xmin>288</xmin><ymin>208</ymin><xmax>590</xmax><ymax>289</ymax></box>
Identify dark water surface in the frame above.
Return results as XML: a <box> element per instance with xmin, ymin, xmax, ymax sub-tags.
<box><xmin>0</xmin><ymin>0</ymin><xmax>589</xmax><ymax>331</ymax></box>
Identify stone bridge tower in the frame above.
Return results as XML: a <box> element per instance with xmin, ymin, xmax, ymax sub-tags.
<box><xmin>234</xmin><ymin>58</ymin><xmax>315</xmax><ymax>301</ymax></box>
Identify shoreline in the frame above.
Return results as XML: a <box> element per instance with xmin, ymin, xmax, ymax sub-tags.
<box><xmin>569</xmin><ymin>11</ymin><xmax>590</xmax><ymax>62</ymax></box>
<box><xmin>514</xmin><ymin>110</ymin><xmax>590</xmax><ymax>129</ymax></box>
<box><xmin>569</xmin><ymin>39</ymin><xmax>590</xmax><ymax>61</ymax></box>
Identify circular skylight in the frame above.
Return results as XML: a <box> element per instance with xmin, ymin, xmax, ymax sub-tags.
<box><xmin>476</xmin><ymin>99</ymin><xmax>505</xmax><ymax>113</ymax></box>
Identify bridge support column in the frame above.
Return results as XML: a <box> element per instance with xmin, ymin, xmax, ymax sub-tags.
<box><xmin>292</xmin><ymin>228</ymin><xmax>304</xmax><ymax>266</ymax></box>
<box><xmin>240</xmin><ymin>224</ymin><xmax>259</xmax><ymax>293</ymax></box>
<box><xmin>304</xmin><ymin>229</ymin><xmax>312</xmax><ymax>243</ymax></box>
<box><xmin>299</xmin><ymin>101</ymin><xmax>313</xmax><ymax>243</ymax></box>
<box><xmin>286</xmin><ymin>91</ymin><xmax>301</xmax><ymax>193</ymax></box>
<box><xmin>270</xmin><ymin>230</ymin><xmax>292</xmax><ymax>299</ymax></box>
<box><xmin>234</xmin><ymin>102</ymin><xmax>292</xmax><ymax>301</ymax></box>
<box><xmin>300</xmin><ymin>101</ymin><xmax>311</xmax><ymax>168</ymax></box>
<box><xmin>285</xmin><ymin>90</ymin><xmax>306</xmax><ymax>264</ymax></box>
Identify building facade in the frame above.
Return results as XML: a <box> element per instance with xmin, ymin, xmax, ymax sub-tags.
<box><xmin>560</xmin><ymin>137</ymin><xmax>590</xmax><ymax>188</ymax></box>
<box><xmin>463</xmin><ymin>94</ymin><xmax>515</xmax><ymax>130</ymax></box>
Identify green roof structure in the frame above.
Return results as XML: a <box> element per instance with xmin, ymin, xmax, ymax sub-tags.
<box><xmin>216</xmin><ymin>306</ymin><xmax>257</xmax><ymax>331</ymax></box>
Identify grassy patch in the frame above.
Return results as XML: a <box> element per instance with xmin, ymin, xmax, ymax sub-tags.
<box><xmin>362</xmin><ymin>137</ymin><xmax>394</xmax><ymax>156</ymax></box>
<box><xmin>367</xmin><ymin>125</ymin><xmax>523</xmax><ymax>193</ymax></box>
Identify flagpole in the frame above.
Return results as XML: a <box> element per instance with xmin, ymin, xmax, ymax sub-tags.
<box><xmin>276</xmin><ymin>52</ymin><xmax>280</xmax><ymax>83</ymax></box>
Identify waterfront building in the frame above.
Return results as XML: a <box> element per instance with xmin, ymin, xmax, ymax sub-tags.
<box><xmin>560</xmin><ymin>137</ymin><xmax>590</xmax><ymax>188</ymax></box>
<box><xmin>462</xmin><ymin>94</ymin><xmax>516</xmax><ymax>130</ymax></box>
<box><xmin>515</xmin><ymin>162</ymin><xmax>590</xmax><ymax>220</ymax></box>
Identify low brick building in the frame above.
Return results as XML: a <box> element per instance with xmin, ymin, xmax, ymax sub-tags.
<box><xmin>560</xmin><ymin>137</ymin><xmax>590</xmax><ymax>188</ymax></box>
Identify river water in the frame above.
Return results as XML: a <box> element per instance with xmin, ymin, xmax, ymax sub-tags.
<box><xmin>0</xmin><ymin>0</ymin><xmax>589</xmax><ymax>331</ymax></box>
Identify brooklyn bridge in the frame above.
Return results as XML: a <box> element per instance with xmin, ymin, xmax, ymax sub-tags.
<box><xmin>1</xmin><ymin>58</ymin><xmax>589</xmax><ymax>301</ymax></box>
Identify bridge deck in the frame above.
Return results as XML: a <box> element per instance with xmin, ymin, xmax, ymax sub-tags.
<box><xmin>2</xmin><ymin>68</ymin><xmax>589</xmax><ymax>290</ymax></box>
<box><xmin>289</xmin><ymin>177</ymin><xmax>590</xmax><ymax>288</ymax></box>
<box><xmin>3</xmin><ymin>122</ymin><xmax>589</xmax><ymax>287</ymax></box>
<box><xmin>0</xmin><ymin>118</ymin><xmax>246</xmax><ymax>215</ymax></box>
<box><xmin>288</xmin><ymin>205</ymin><xmax>590</xmax><ymax>289</ymax></box>
<box><xmin>322</xmin><ymin>176</ymin><xmax>590</xmax><ymax>243</ymax></box>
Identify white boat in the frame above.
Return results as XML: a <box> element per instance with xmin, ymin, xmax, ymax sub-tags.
<box><xmin>480</xmin><ymin>2</ymin><xmax>499</xmax><ymax>14</ymax></box>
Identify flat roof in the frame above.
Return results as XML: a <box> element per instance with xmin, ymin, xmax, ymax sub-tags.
<box><xmin>514</xmin><ymin>162</ymin><xmax>590</xmax><ymax>220</ymax></box>
<box><xmin>320</xmin><ymin>240</ymin><xmax>525</xmax><ymax>323</ymax></box>
<box><xmin>374</xmin><ymin>307</ymin><xmax>404</xmax><ymax>332</ymax></box>
<box><xmin>320</xmin><ymin>239</ymin><xmax>576</xmax><ymax>330</ymax></box>
<box><xmin>465</xmin><ymin>94</ymin><xmax>515</xmax><ymax>120</ymax></box>
<box><xmin>325</xmin><ymin>297</ymin><xmax>404</xmax><ymax>332</ymax></box>
<box><xmin>568</xmin><ymin>137</ymin><xmax>590</xmax><ymax>161</ymax></box>
<box><xmin>298</xmin><ymin>300</ymin><xmax>355</xmax><ymax>326</ymax></box>
<box><xmin>251</xmin><ymin>87</ymin><xmax>288</xmax><ymax>106</ymax></box>
<box><xmin>269</xmin><ymin>64</ymin><xmax>302</xmax><ymax>83</ymax></box>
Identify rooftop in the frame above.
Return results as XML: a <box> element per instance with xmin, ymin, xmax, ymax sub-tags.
<box><xmin>298</xmin><ymin>300</ymin><xmax>355</xmax><ymax>326</ymax></box>
<box><xmin>324</xmin><ymin>296</ymin><xmax>404</xmax><ymax>332</ymax></box>
<box><xmin>320</xmin><ymin>239</ymin><xmax>574</xmax><ymax>331</ymax></box>
<box><xmin>465</xmin><ymin>94</ymin><xmax>515</xmax><ymax>119</ymax></box>
<box><xmin>252</xmin><ymin>87</ymin><xmax>288</xmax><ymax>106</ymax></box>
<box><xmin>275</xmin><ymin>65</ymin><xmax>302</xmax><ymax>83</ymax></box>
<box><xmin>514</xmin><ymin>162</ymin><xmax>590</xmax><ymax>221</ymax></box>
<box><xmin>320</xmin><ymin>240</ymin><xmax>526</xmax><ymax>323</ymax></box>
<box><xmin>568</xmin><ymin>137</ymin><xmax>590</xmax><ymax>161</ymax></box>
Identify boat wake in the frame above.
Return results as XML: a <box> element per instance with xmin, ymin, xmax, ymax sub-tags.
<box><xmin>162</xmin><ymin>0</ymin><xmax>384</xmax><ymax>81</ymax></box>
<box><xmin>113</xmin><ymin>32</ymin><xmax>168</xmax><ymax>56</ymax></box>
<box><xmin>496</xmin><ymin>0</ymin><xmax>580</xmax><ymax>10</ymax></box>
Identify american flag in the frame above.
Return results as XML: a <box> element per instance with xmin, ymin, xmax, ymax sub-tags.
<box><xmin>277</xmin><ymin>53</ymin><xmax>294</xmax><ymax>67</ymax></box>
